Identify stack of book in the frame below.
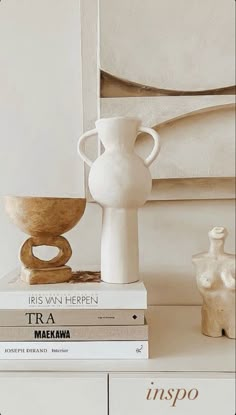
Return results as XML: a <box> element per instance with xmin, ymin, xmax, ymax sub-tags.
<box><xmin>0</xmin><ymin>270</ymin><xmax>148</xmax><ymax>360</ymax></box>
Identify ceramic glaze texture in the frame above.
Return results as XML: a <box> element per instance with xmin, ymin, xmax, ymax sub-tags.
<box><xmin>89</xmin><ymin>118</ymin><xmax>152</xmax><ymax>208</ymax></box>
<box><xmin>78</xmin><ymin>117</ymin><xmax>160</xmax><ymax>284</ymax></box>
<box><xmin>192</xmin><ymin>227</ymin><xmax>235</xmax><ymax>339</ymax></box>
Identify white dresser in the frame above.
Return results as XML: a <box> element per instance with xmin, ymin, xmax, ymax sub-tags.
<box><xmin>0</xmin><ymin>306</ymin><xmax>235</xmax><ymax>415</ymax></box>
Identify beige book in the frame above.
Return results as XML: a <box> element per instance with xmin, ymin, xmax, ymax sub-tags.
<box><xmin>0</xmin><ymin>309</ymin><xmax>145</xmax><ymax>326</ymax></box>
<box><xmin>0</xmin><ymin>323</ymin><xmax>148</xmax><ymax>341</ymax></box>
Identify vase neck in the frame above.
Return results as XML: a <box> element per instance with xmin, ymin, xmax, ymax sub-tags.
<box><xmin>208</xmin><ymin>227</ymin><xmax>226</xmax><ymax>257</ymax></box>
<box><xmin>96</xmin><ymin>117</ymin><xmax>141</xmax><ymax>152</ymax></box>
<box><xmin>208</xmin><ymin>239</ymin><xmax>225</xmax><ymax>257</ymax></box>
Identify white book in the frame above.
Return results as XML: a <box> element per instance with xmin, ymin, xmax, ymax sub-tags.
<box><xmin>0</xmin><ymin>270</ymin><xmax>147</xmax><ymax>310</ymax></box>
<box><xmin>0</xmin><ymin>341</ymin><xmax>149</xmax><ymax>360</ymax></box>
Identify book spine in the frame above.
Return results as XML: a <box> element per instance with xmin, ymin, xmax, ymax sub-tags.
<box><xmin>0</xmin><ymin>309</ymin><xmax>145</xmax><ymax>326</ymax></box>
<box><xmin>0</xmin><ymin>291</ymin><xmax>147</xmax><ymax>310</ymax></box>
<box><xmin>0</xmin><ymin>341</ymin><xmax>149</xmax><ymax>359</ymax></box>
<box><xmin>0</xmin><ymin>325</ymin><xmax>148</xmax><ymax>341</ymax></box>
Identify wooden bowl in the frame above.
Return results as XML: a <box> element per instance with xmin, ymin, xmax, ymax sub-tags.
<box><xmin>5</xmin><ymin>196</ymin><xmax>86</xmax><ymax>236</ymax></box>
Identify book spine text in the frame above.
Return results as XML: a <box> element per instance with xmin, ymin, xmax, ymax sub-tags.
<box><xmin>0</xmin><ymin>309</ymin><xmax>145</xmax><ymax>326</ymax></box>
<box><xmin>0</xmin><ymin>292</ymin><xmax>147</xmax><ymax>310</ymax></box>
<box><xmin>0</xmin><ymin>341</ymin><xmax>149</xmax><ymax>359</ymax></box>
<box><xmin>0</xmin><ymin>325</ymin><xmax>148</xmax><ymax>341</ymax></box>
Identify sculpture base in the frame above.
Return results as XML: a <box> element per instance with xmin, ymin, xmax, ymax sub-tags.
<box><xmin>21</xmin><ymin>266</ymin><xmax>72</xmax><ymax>285</ymax></box>
<box><xmin>201</xmin><ymin>305</ymin><xmax>235</xmax><ymax>339</ymax></box>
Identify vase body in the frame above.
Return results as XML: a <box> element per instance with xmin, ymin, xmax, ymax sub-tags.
<box><xmin>78</xmin><ymin>117</ymin><xmax>160</xmax><ymax>284</ymax></box>
<box><xmin>101</xmin><ymin>208</ymin><xmax>139</xmax><ymax>283</ymax></box>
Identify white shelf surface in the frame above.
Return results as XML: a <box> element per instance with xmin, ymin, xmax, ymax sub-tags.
<box><xmin>0</xmin><ymin>306</ymin><xmax>235</xmax><ymax>373</ymax></box>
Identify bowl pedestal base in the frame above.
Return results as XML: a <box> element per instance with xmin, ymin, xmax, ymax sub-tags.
<box><xmin>4</xmin><ymin>196</ymin><xmax>86</xmax><ymax>285</ymax></box>
<box><xmin>21</xmin><ymin>266</ymin><xmax>72</xmax><ymax>285</ymax></box>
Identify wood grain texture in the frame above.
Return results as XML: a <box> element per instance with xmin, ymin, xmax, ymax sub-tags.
<box><xmin>101</xmin><ymin>70</ymin><xmax>236</xmax><ymax>98</ymax></box>
<box><xmin>20</xmin><ymin>236</ymin><xmax>72</xmax><ymax>269</ymax></box>
<box><xmin>21</xmin><ymin>266</ymin><xmax>72</xmax><ymax>285</ymax></box>
<box><xmin>4</xmin><ymin>196</ymin><xmax>86</xmax><ymax>237</ymax></box>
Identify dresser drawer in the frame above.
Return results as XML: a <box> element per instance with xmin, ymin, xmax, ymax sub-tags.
<box><xmin>109</xmin><ymin>373</ymin><xmax>235</xmax><ymax>415</ymax></box>
<box><xmin>0</xmin><ymin>373</ymin><xmax>107</xmax><ymax>415</ymax></box>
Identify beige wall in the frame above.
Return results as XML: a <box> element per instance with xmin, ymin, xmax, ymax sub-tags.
<box><xmin>140</xmin><ymin>200</ymin><xmax>235</xmax><ymax>305</ymax></box>
<box><xmin>0</xmin><ymin>0</ymin><xmax>84</xmax><ymax>273</ymax></box>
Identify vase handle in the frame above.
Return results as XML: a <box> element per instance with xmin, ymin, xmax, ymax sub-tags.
<box><xmin>77</xmin><ymin>128</ymin><xmax>98</xmax><ymax>167</ymax></box>
<box><xmin>138</xmin><ymin>127</ymin><xmax>161</xmax><ymax>167</ymax></box>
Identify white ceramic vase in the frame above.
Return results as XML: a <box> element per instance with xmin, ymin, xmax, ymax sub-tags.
<box><xmin>78</xmin><ymin>117</ymin><xmax>160</xmax><ymax>284</ymax></box>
